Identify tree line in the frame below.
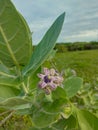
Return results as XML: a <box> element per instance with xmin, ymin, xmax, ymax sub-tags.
<box><xmin>54</xmin><ymin>41</ymin><xmax>98</xmax><ymax>52</ymax></box>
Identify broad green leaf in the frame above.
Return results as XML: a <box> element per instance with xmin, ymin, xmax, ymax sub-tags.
<box><xmin>0</xmin><ymin>63</ymin><xmax>10</xmax><ymax>74</ymax></box>
<box><xmin>0</xmin><ymin>85</ymin><xmax>20</xmax><ymax>99</ymax></box>
<box><xmin>64</xmin><ymin>77</ymin><xmax>83</xmax><ymax>98</ymax></box>
<box><xmin>0</xmin><ymin>75</ymin><xmax>20</xmax><ymax>86</ymax></box>
<box><xmin>42</xmin><ymin>99</ymin><xmax>67</xmax><ymax>114</ymax></box>
<box><xmin>52</xmin><ymin>87</ymin><xmax>66</xmax><ymax>100</ymax></box>
<box><xmin>77</xmin><ymin>110</ymin><xmax>98</xmax><ymax>130</ymax></box>
<box><xmin>0</xmin><ymin>97</ymin><xmax>31</xmax><ymax>110</ymax></box>
<box><xmin>31</xmin><ymin>88</ymin><xmax>67</xmax><ymax>128</ymax></box>
<box><xmin>16</xmin><ymin>108</ymin><xmax>32</xmax><ymax>115</ymax></box>
<box><xmin>32</xmin><ymin>110</ymin><xmax>59</xmax><ymax>128</ymax></box>
<box><xmin>22</xmin><ymin>12</ymin><xmax>65</xmax><ymax>77</ymax></box>
<box><xmin>52</xmin><ymin>116</ymin><xmax>77</xmax><ymax>130</ymax></box>
<box><xmin>0</xmin><ymin>0</ymin><xmax>32</xmax><ymax>68</ymax></box>
<box><xmin>0</xmin><ymin>64</ymin><xmax>20</xmax><ymax>86</ymax></box>
<box><xmin>35</xmin><ymin>91</ymin><xmax>45</xmax><ymax>103</ymax></box>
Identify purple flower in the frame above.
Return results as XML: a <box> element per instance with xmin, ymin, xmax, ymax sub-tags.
<box><xmin>37</xmin><ymin>67</ymin><xmax>63</xmax><ymax>94</ymax></box>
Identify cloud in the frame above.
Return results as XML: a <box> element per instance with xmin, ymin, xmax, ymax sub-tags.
<box><xmin>12</xmin><ymin>0</ymin><xmax>98</xmax><ymax>44</ymax></box>
<box><xmin>65</xmin><ymin>29</ymin><xmax>98</xmax><ymax>42</ymax></box>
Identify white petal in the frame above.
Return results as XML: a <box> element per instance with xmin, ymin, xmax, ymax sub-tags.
<box><xmin>50</xmin><ymin>68</ymin><xmax>55</xmax><ymax>76</ymax></box>
<box><xmin>43</xmin><ymin>68</ymin><xmax>50</xmax><ymax>75</ymax></box>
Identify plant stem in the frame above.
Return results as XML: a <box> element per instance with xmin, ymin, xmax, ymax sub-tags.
<box><xmin>49</xmin><ymin>59</ymin><xmax>57</xmax><ymax>70</ymax></box>
<box><xmin>15</xmin><ymin>66</ymin><xmax>29</xmax><ymax>95</ymax></box>
<box><xmin>22</xmin><ymin>82</ymin><xmax>28</xmax><ymax>94</ymax></box>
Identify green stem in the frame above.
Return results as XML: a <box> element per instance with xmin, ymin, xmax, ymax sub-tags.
<box><xmin>49</xmin><ymin>59</ymin><xmax>57</xmax><ymax>70</ymax></box>
<box><xmin>22</xmin><ymin>82</ymin><xmax>28</xmax><ymax>94</ymax></box>
<box><xmin>14</xmin><ymin>67</ymin><xmax>28</xmax><ymax>94</ymax></box>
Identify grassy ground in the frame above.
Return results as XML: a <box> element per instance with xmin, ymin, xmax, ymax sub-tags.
<box><xmin>53</xmin><ymin>50</ymin><xmax>98</xmax><ymax>83</ymax></box>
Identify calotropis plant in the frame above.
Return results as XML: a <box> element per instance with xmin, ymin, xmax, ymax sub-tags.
<box><xmin>0</xmin><ymin>0</ymin><xmax>98</xmax><ymax>129</ymax></box>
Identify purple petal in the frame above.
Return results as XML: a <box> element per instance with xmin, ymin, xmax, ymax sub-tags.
<box><xmin>38</xmin><ymin>81</ymin><xmax>47</xmax><ymax>88</ymax></box>
<box><xmin>54</xmin><ymin>76</ymin><xmax>64</xmax><ymax>83</ymax></box>
<box><xmin>43</xmin><ymin>68</ymin><xmax>50</xmax><ymax>75</ymax></box>
<box><xmin>50</xmin><ymin>76</ymin><xmax>57</xmax><ymax>81</ymax></box>
<box><xmin>37</xmin><ymin>74</ymin><xmax>45</xmax><ymax>79</ymax></box>
<box><xmin>49</xmin><ymin>82</ymin><xmax>57</xmax><ymax>90</ymax></box>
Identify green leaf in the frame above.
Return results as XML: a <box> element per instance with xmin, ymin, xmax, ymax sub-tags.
<box><xmin>0</xmin><ymin>85</ymin><xmax>20</xmax><ymax>100</ymax></box>
<box><xmin>0</xmin><ymin>63</ymin><xmax>10</xmax><ymax>73</ymax></box>
<box><xmin>64</xmin><ymin>77</ymin><xmax>83</xmax><ymax>98</ymax></box>
<box><xmin>42</xmin><ymin>99</ymin><xmax>67</xmax><ymax>114</ymax></box>
<box><xmin>0</xmin><ymin>76</ymin><xmax>20</xmax><ymax>87</ymax></box>
<box><xmin>52</xmin><ymin>87</ymin><xmax>66</xmax><ymax>100</ymax></box>
<box><xmin>0</xmin><ymin>0</ymin><xmax>32</xmax><ymax>68</ymax></box>
<box><xmin>0</xmin><ymin>64</ymin><xmax>20</xmax><ymax>86</ymax></box>
<box><xmin>0</xmin><ymin>97</ymin><xmax>31</xmax><ymax>110</ymax></box>
<box><xmin>22</xmin><ymin>12</ymin><xmax>65</xmax><ymax>77</ymax></box>
<box><xmin>52</xmin><ymin>116</ymin><xmax>77</xmax><ymax>130</ymax></box>
<box><xmin>77</xmin><ymin>110</ymin><xmax>98</xmax><ymax>130</ymax></box>
<box><xmin>16</xmin><ymin>108</ymin><xmax>32</xmax><ymax>115</ymax></box>
<box><xmin>32</xmin><ymin>110</ymin><xmax>59</xmax><ymax>128</ymax></box>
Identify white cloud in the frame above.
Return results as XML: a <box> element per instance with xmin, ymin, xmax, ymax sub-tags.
<box><xmin>12</xmin><ymin>0</ymin><xmax>98</xmax><ymax>44</ymax></box>
<box><xmin>29</xmin><ymin>18</ymin><xmax>52</xmax><ymax>31</ymax></box>
<box><xmin>64</xmin><ymin>30</ymin><xmax>98</xmax><ymax>42</ymax></box>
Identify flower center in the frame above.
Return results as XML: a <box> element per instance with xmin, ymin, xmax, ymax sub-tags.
<box><xmin>44</xmin><ymin>75</ymin><xmax>51</xmax><ymax>83</ymax></box>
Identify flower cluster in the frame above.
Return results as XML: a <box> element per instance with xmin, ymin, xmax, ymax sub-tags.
<box><xmin>37</xmin><ymin>67</ymin><xmax>64</xmax><ymax>94</ymax></box>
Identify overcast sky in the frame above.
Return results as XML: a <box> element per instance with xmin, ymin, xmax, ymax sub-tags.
<box><xmin>12</xmin><ymin>0</ymin><xmax>98</xmax><ymax>44</ymax></box>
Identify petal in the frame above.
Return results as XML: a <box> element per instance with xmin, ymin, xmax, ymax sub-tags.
<box><xmin>37</xmin><ymin>74</ymin><xmax>45</xmax><ymax>79</ymax></box>
<box><xmin>49</xmin><ymin>82</ymin><xmax>57</xmax><ymax>90</ymax></box>
<box><xmin>54</xmin><ymin>76</ymin><xmax>64</xmax><ymax>83</ymax></box>
<box><xmin>51</xmin><ymin>76</ymin><xmax>57</xmax><ymax>81</ymax></box>
<box><xmin>43</xmin><ymin>68</ymin><xmax>50</xmax><ymax>75</ymax></box>
<box><xmin>38</xmin><ymin>81</ymin><xmax>47</xmax><ymax>88</ymax></box>
<box><xmin>50</xmin><ymin>68</ymin><xmax>55</xmax><ymax>76</ymax></box>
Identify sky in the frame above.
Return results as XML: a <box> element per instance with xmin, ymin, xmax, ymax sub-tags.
<box><xmin>12</xmin><ymin>0</ymin><xmax>98</xmax><ymax>44</ymax></box>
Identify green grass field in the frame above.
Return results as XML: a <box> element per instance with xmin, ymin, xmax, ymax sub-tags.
<box><xmin>53</xmin><ymin>50</ymin><xmax>98</xmax><ymax>83</ymax></box>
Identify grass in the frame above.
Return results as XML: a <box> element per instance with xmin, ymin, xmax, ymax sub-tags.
<box><xmin>53</xmin><ymin>50</ymin><xmax>98</xmax><ymax>83</ymax></box>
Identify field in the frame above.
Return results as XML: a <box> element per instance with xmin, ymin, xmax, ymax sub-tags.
<box><xmin>1</xmin><ymin>49</ymin><xmax>98</xmax><ymax>129</ymax></box>
<box><xmin>54</xmin><ymin>49</ymin><xmax>98</xmax><ymax>83</ymax></box>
